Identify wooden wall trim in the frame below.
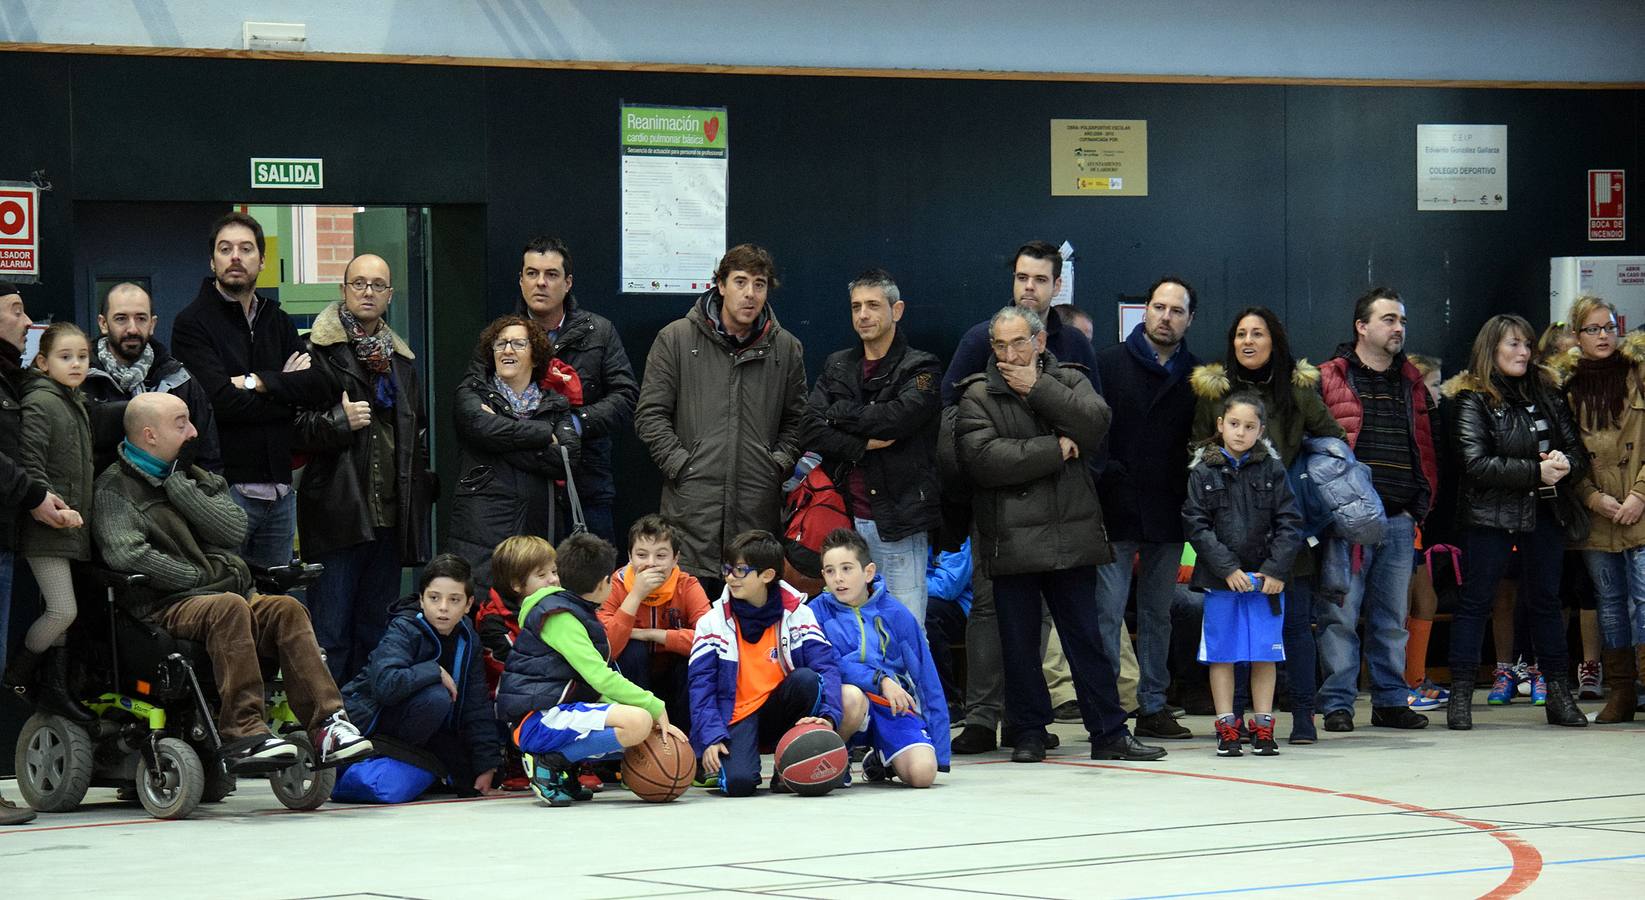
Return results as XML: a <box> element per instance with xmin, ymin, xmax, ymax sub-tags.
<box><xmin>3</xmin><ymin>41</ymin><xmax>1641</xmax><ymax>90</ymax></box>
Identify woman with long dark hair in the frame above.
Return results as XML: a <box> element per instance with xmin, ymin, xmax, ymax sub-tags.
<box><xmin>1189</xmin><ymin>306</ymin><xmax>1343</xmax><ymax>743</ymax></box>
<box><xmin>1442</xmin><ymin>313</ymin><xmax>1589</xmax><ymax>730</ymax></box>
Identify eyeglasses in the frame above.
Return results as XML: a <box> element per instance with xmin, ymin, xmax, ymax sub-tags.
<box><xmin>346</xmin><ymin>280</ymin><xmax>393</xmax><ymax>295</ymax></box>
<box><xmin>989</xmin><ymin>336</ymin><xmax>1035</xmax><ymax>354</ymax></box>
<box><xmin>1579</xmin><ymin>324</ymin><xmax>1619</xmax><ymax>336</ymax></box>
<box><xmin>721</xmin><ymin>563</ymin><xmax>759</xmax><ymax>579</ymax></box>
<box><xmin>491</xmin><ymin>338</ymin><xmax>530</xmax><ymax>352</ymax></box>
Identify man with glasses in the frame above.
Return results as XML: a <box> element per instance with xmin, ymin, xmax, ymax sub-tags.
<box><xmin>953</xmin><ymin>306</ymin><xmax>1164</xmax><ymax>764</ymax></box>
<box><xmin>513</xmin><ymin>235</ymin><xmax>638</xmax><ymax>541</ymax></box>
<box><xmin>1093</xmin><ymin>276</ymin><xmax>1200</xmax><ymax>742</ymax></box>
<box><xmin>84</xmin><ymin>282</ymin><xmax>221</xmax><ymax>473</ymax></box>
<box><xmin>174</xmin><ymin>212</ymin><xmax>332</xmax><ymax>568</ymax></box>
<box><xmin>1316</xmin><ymin>287</ymin><xmax>1440</xmax><ymax>732</ymax></box>
<box><xmin>940</xmin><ymin>240</ymin><xmax>1096</xmax><ymax>755</ymax></box>
<box><xmin>290</xmin><ymin>254</ymin><xmax>433</xmax><ymax>683</ymax></box>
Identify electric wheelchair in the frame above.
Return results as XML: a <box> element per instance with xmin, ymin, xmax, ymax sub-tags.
<box><xmin>13</xmin><ymin>562</ymin><xmax>337</xmax><ymax>820</ymax></box>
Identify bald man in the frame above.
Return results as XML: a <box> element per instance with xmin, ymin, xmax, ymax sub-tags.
<box><xmin>93</xmin><ymin>392</ymin><xmax>373</xmax><ymax>775</ymax></box>
<box><xmin>291</xmin><ymin>253</ymin><xmax>432</xmax><ymax>683</ymax></box>
<box><xmin>84</xmin><ymin>281</ymin><xmax>221</xmax><ymax>473</ymax></box>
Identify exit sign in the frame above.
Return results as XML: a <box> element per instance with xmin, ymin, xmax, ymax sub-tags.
<box><xmin>251</xmin><ymin>157</ymin><xmax>324</xmax><ymax>190</ymax></box>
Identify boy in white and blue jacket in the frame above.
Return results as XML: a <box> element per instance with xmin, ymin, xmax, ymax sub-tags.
<box><xmin>688</xmin><ymin>530</ymin><xmax>848</xmax><ymax>796</ymax></box>
<box><xmin>812</xmin><ymin>529</ymin><xmax>949</xmax><ymax>786</ymax></box>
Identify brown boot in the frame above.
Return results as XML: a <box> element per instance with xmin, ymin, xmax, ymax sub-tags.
<box><xmin>1595</xmin><ymin>647</ymin><xmax>1638</xmax><ymax>724</ymax></box>
<box><xmin>0</xmin><ymin>788</ymin><xmax>36</xmax><ymax>826</ymax></box>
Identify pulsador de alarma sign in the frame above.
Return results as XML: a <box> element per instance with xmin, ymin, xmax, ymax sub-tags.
<box><xmin>251</xmin><ymin>158</ymin><xmax>324</xmax><ymax>190</ymax></box>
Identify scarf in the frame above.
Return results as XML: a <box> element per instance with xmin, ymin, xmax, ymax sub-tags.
<box><xmin>624</xmin><ymin>564</ymin><xmax>681</xmax><ymax>608</ymax></box>
<box><xmin>340</xmin><ymin>308</ymin><xmax>399</xmax><ymax>409</ymax></box>
<box><xmin>96</xmin><ymin>337</ymin><xmax>155</xmax><ymax>396</ymax></box>
<box><xmin>1124</xmin><ymin>322</ymin><xmax>1188</xmax><ymax>381</ymax></box>
<box><xmin>120</xmin><ymin>439</ymin><xmax>174</xmax><ymax>478</ymax></box>
<box><xmin>730</xmin><ymin>589</ymin><xmax>784</xmax><ymax>643</ymax></box>
<box><xmin>1568</xmin><ymin>350</ymin><xmax>1631</xmax><ymax>431</ymax></box>
<box><xmin>492</xmin><ymin>374</ymin><xmax>542</xmax><ymax>416</ymax></box>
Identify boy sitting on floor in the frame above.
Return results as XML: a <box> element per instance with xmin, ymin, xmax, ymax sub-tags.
<box><xmin>811</xmin><ymin>529</ymin><xmax>948</xmax><ymax>787</ymax></box>
<box><xmin>496</xmin><ymin>533</ymin><xmax>686</xmax><ymax>807</ymax></box>
<box><xmin>688</xmin><ymin>530</ymin><xmax>853</xmax><ymax>796</ymax></box>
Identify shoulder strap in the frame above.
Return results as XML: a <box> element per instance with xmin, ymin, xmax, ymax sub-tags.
<box><xmin>559</xmin><ymin>444</ymin><xmax>586</xmax><ymax>535</ymax></box>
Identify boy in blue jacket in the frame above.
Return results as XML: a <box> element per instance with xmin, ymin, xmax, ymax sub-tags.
<box><xmin>689</xmin><ymin>530</ymin><xmax>849</xmax><ymax>797</ymax></box>
<box><xmin>342</xmin><ymin>554</ymin><xmax>502</xmax><ymax>796</ymax></box>
<box><xmin>813</xmin><ymin>529</ymin><xmax>949</xmax><ymax>787</ymax></box>
<box><xmin>497</xmin><ymin>533</ymin><xmax>687</xmax><ymax>807</ymax></box>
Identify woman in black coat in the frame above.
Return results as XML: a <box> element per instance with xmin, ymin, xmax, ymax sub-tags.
<box><xmin>1442</xmin><ymin>313</ymin><xmax>1589</xmax><ymax>730</ymax></box>
<box><xmin>448</xmin><ymin>316</ymin><xmax>581</xmax><ymax>593</ymax></box>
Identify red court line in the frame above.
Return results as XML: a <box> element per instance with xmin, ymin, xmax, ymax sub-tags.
<box><xmin>1043</xmin><ymin>759</ymin><xmax>1543</xmax><ymax>898</ymax></box>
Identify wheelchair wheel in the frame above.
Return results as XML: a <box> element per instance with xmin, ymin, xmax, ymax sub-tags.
<box><xmin>270</xmin><ymin>732</ymin><xmax>334</xmax><ymax>811</ymax></box>
<box><xmin>15</xmin><ymin>713</ymin><xmax>94</xmax><ymax>813</ymax></box>
<box><xmin>137</xmin><ymin>737</ymin><xmax>204</xmax><ymax>820</ymax></box>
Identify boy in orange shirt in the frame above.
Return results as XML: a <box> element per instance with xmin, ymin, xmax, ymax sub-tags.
<box><xmin>599</xmin><ymin>514</ymin><xmax>710</xmax><ymax>736</ymax></box>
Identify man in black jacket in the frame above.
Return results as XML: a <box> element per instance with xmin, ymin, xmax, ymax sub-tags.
<box><xmin>84</xmin><ymin>282</ymin><xmax>221</xmax><ymax>473</ymax></box>
<box><xmin>293</xmin><ymin>254</ymin><xmax>433</xmax><ymax>684</ymax></box>
<box><xmin>801</xmin><ymin>268</ymin><xmax>942</xmax><ymax>622</ymax></box>
<box><xmin>171</xmin><ymin>212</ymin><xmax>332</xmax><ymax>568</ymax></box>
<box><xmin>513</xmin><ymin>235</ymin><xmax>639</xmax><ymax>541</ymax></box>
<box><xmin>0</xmin><ymin>283</ymin><xmax>76</xmax><ymax>826</ymax></box>
<box><xmin>1094</xmin><ymin>276</ymin><xmax>1200</xmax><ymax>741</ymax></box>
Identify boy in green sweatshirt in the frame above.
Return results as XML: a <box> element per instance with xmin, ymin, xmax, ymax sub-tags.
<box><xmin>496</xmin><ymin>533</ymin><xmax>688</xmax><ymax>806</ymax></box>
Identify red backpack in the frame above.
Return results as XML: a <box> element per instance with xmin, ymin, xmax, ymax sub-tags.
<box><xmin>782</xmin><ymin>464</ymin><xmax>851</xmax><ymax>584</ymax></box>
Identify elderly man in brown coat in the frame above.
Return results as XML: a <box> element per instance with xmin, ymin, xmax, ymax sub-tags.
<box><xmin>954</xmin><ymin>305</ymin><xmax>1165</xmax><ymax>765</ymax></box>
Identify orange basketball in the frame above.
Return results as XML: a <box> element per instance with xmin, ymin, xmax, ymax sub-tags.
<box><xmin>621</xmin><ymin>732</ymin><xmax>695</xmax><ymax>802</ymax></box>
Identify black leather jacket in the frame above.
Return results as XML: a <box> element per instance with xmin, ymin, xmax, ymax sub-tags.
<box><xmin>1447</xmin><ymin>371</ymin><xmax>1587</xmax><ymax>533</ymax></box>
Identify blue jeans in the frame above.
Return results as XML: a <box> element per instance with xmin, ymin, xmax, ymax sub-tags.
<box><xmin>1094</xmin><ymin>540</ymin><xmax>1182</xmax><ymax>716</ymax></box>
<box><xmin>305</xmin><ymin>527</ymin><xmax>405</xmax><ymax>685</ymax></box>
<box><xmin>579</xmin><ymin>502</ymin><xmax>616</xmax><ymax>544</ymax></box>
<box><xmin>228</xmin><ymin>486</ymin><xmax>297</xmax><ymax>569</ymax></box>
<box><xmin>1451</xmin><ymin>517</ymin><xmax>1567</xmax><ymax>676</ymax></box>
<box><xmin>1315</xmin><ymin>513</ymin><xmax>1415</xmax><ymax>712</ymax></box>
<box><xmin>1282</xmin><ymin>575</ymin><xmax>1318</xmax><ymax>711</ymax></box>
<box><xmin>0</xmin><ymin>548</ymin><xmax>12</xmax><ymax>672</ymax></box>
<box><xmin>854</xmin><ymin>518</ymin><xmax>929</xmax><ymax>625</ymax></box>
<box><xmin>1582</xmin><ymin>548</ymin><xmax>1645</xmax><ymax>649</ymax></box>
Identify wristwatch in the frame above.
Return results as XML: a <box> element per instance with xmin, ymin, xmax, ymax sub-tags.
<box><xmin>242</xmin><ymin>373</ymin><xmax>260</xmax><ymax>391</ymax></box>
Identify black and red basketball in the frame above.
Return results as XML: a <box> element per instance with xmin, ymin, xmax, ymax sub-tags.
<box><xmin>621</xmin><ymin>732</ymin><xmax>695</xmax><ymax>802</ymax></box>
<box><xmin>774</xmin><ymin>722</ymin><xmax>848</xmax><ymax>796</ymax></box>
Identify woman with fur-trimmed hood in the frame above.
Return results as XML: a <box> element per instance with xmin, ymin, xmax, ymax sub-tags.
<box><xmin>1549</xmin><ymin>296</ymin><xmax>1645</xmax><ymax>724</ymax></box>
<box><xmin>1441</xmin><ymin>313</ymin><xmax>1588</xmax><ymax>731</ymax></box>
<box><xmin>1189</xmin><ymin>307</ymin><xmax>1343</xmax><ymax>744</ymax></box>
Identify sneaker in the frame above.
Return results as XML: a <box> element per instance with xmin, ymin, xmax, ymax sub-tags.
<box><xmin>770</xmin><ymin>772</ymin><xmax>794</xmax><ymax>793</ymax></box>
<box><xmin>1578</xmin><ymin>661</ymin><xmax>1603</xmax><ymax>700</ymax></box>
<box><xmin>313</xmin><ymin>710</ymin><xmax>373</xmax><ymax>764</ymax></box>
<box><xmin>1052</xmin><ymin>700</ymin><xmax>1083</xmax><ymax>723</ymax></box>
<box><xmin>691</xmin><ymin>764</ymin><xmax>717</xmax><ymax>789</ymax></box>
<box><xmin>1406</xmin><ymin>689</ymin><xmax>1441</xmax><ymax>712</ymax></box>
<box><xmin>1414</xmin><ymin>679</ymin><xmax>1451</xmax><ymax>704</ymax></box>
<box><xmin>220</xmin><ymin>733</ymin><xmax>299</xmax><ymax>773</ymax></box>
<box><xmin>522</xmin><ymin>753</ymin><xmax>575</xmax><ymax>807</ymax></box>
<box><xmin>1371</xmin><ymin>705</ymin><xmax>1430</xmax><ymax>729</ymax></box>
<box><xmin>1512</xmin><ymin>659</ymin><xmax>1533</xmax><ymax>697</ymax></box>
<box><xmin>1214</xmin><ymin>718</ymin><xmax>1243</xmax><ymax>757</ymax></box>
<box><xmin>576</xmin><ymin>763</ymin><xmax>604</xmax><ymax>794</ymax></box>
<box><xmin>862</xmin><ymin>750</ymin><xmax>890</xmax><ymax>783</ymax></box>
<box><xmin>1322</xmin><ymin>709</ymin><xmax>1354</xmax><ymax>732</ymax></box>
<box><xmin>1487</xmin><ymin>666</ymin><xmax>1516</xmax><ymax>705</ymax></box>
<box><xmin>1134</xmin><ymin>710</ymin><xmax>1193</xmax><ymax>740</ymax></box>
<box><xmin>1249</xmin><ymin>716</ymin><xmax>1279</xmax><ymax>756</ymax></box>
<box><xmin>1527</xmin><ymin>666</ymin><xmax>1548</xmax><ymax>706</ymax></box>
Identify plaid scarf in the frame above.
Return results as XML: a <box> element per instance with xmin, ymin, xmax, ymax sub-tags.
<box><xmin>96</xmin><ymin>337</ymin><xmax>154</xmax><ymax>396</ymax></box>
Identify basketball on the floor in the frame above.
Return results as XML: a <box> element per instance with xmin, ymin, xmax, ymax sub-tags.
<box><xmin>774</xmin><ymin>723</ymin><xmax>848</xmax><ymax>796</ymax></box>
<box><xmin>621</xmin><ymin>732</ymin><xmax>694</xmax><ymax>803</ymax></box>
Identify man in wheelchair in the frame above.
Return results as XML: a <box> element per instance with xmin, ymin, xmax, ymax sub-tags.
<box><xmin>91</xmin><ymin>393</ymin><xmax>373</xmax><ymax>773</ymax></box>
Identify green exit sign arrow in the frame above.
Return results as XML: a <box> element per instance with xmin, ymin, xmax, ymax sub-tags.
<box><xmin>251</xmin><ymin>157</ymin><xmax>324</xmax><ymax>190</ymax></box>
